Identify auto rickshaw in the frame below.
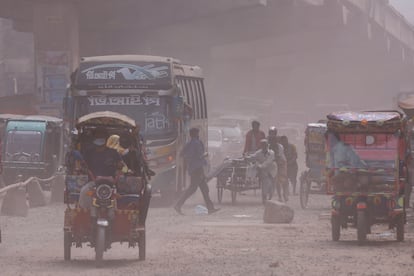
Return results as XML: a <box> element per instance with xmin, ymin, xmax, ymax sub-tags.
<box><xmin>299</xmin><ymin>122</ymin><xmax>327</xmax><ymax>209</ymax></box>
<box><xmin>63</xmin><ymin>111</ymin><xmax>151</xmax><ymax>265</ymax></box>
<box><xmin>1</xmin><ymin>115</ymin><xmax>65</xmax><ymax>188</ymax></box>
<box><xmin>326</xmin><ymin>111</ymin><xmax>407</xmax><ymax>245</ymax></box>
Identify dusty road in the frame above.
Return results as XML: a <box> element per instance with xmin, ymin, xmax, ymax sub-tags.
<box><xmin>0</xmin><ymin>185</ymin><xmax>413</xmax><ymax>276</ymax></box>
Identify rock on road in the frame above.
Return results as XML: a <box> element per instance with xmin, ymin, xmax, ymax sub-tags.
<box><xmin>0</xmin><ymin>187</ymin><xmax>413</xmax><ymax>276</ymax></box>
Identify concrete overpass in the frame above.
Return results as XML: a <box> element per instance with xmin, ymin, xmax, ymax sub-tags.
<box><xmin>0</xmin><ymin>0</ymin><xmax>414</xmax><ymax>122</ymax></box>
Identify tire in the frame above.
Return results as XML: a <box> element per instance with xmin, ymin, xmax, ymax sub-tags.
<box><xmin>217</xmin><ymin>187</ymin><xmax>223</xmax><ymax>203</ymax></box>
<box><xmin>357</xmin><ymin>211</ymin><xmax>367</xmax><ymax>246</ymax></box>
<box><xmin>64</xmin><ymin>231</ymin><xmax>72</xmax><ymax>261</ymax></box>
<box><xmin>331</xmin><ymin>215</ymin><xmax>341</xmax><ymax>241</ymax></box>
<box><xmin>95</xmin><ymin>226</ymin><xmax>106</xmax><ymax>267</ymax></box>
<box><xmin>231</xmin><ymin>190</ymin><xmax>237</xmax><ymax>205</ymax></box>
<box><xmin>299</xmin><ymin>173</ymin><xmax>309</xmax><ymax>209</ymax></box>
<box><xmin>396</xmin><ymin>214</ymin><xmax>405</xmax><ymax>242</ymax></box>
<box><xmin>139</xmin><ymin>230</ymin><xmax>146</xmax><ymax>261</ymax></box>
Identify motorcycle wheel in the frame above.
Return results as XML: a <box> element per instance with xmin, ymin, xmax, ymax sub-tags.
<box><xmin>95</xmin><ymin>226</ymin><xmax>106</xmax><ymax>267</ymax></box>
<box><xmin>357</xmin><ymin>211</ymin><xmax>367</xmax><ymax>246</ymax></box>
<box><xmin>139</xmin><ymin>230</ymin><xmax>146</xmax><ymax>260</ymax></box>
<box><xmin>299</xmin><ymin>172</ymin><xmax>309</xmax><ymax>209</ymax></box>
<box><xmin>64</xmin><ymin>231</ymin><xmax>72</xmax><ymax>261</ymax></box>
<box><xmin>396</xmin><ymin>214</ymin><xmax>405</xmax><ymax>242</ymax></box>
<box><xmin>331</xmin><ymin>215</ymin><xmax>341</xmax><ymax>241</ymax></box>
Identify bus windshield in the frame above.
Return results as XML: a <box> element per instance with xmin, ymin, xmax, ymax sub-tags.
<box><xmin>74</xmin><ymin>94</ymin><xmax>176</xmax><ymax>140</ymax></box>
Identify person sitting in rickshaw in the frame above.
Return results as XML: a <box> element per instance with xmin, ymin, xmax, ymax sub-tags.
<box><xmin>78</xmin><ymin>129</ymin><xmax>124</xmax><ymax>210</ymax></box>
<box><xmin>329</xmin><ymin>133</ymin><xmax>367</xmax><ymax>192</ymax></box>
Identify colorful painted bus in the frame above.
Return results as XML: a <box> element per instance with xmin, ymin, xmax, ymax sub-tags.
<box><xmin>64</xmin><ymin>55</ymin><xmax>208</xmax><ymax>202</ymax></box>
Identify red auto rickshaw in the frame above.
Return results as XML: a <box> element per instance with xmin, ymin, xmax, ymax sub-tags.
<box><xmin>326</xmin><ymin>111</ymin><xmax>407</xmax><ymax>245</ymax></box>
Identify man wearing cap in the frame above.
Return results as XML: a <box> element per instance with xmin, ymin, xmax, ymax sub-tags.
<box><xmin>244</xmin><ymin>120</ymin><xmax>266</xmax><ymax>154</ymax></box>
<box><xmin>174</xmin><ymin>127</ymin><xmax>220</xmax><ymax>215</ymax></box>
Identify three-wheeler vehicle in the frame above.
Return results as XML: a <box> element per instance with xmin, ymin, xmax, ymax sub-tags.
<box><xmin>326</xmin><ymin>111</ymin><xmax>407</xmax><ymax>245</ymax></box>
<box><xmin>299</xmin><ymin>122</ymin><xmax>327</xmax><ymax>209</ymax></box>
<box><xmin>63</xmin><ymin>111</ymin><xmax>150</xmax><ymax>266</ymax></box>
<box><xmin>1</xmin><ymin>115</ymin><xmax>64</xmax><ymax>188</ymax></box>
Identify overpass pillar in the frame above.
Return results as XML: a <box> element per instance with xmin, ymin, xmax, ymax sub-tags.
<box><xmin>33</xmin><ymin>1</ymin><xmax>79</xmax><ymax>113</ymax></box>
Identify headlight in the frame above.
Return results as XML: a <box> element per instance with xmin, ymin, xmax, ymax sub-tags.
<box><xmin>96</xmin><ymin>184</ymin><xmax>113</xmax><ymax>200</ymax></box>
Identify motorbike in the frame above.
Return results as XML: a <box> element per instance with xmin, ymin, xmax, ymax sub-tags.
<box><xmin>64</xmin><ymin>111</ymin><xmax>150</xmax><ymax>266</ymax></box>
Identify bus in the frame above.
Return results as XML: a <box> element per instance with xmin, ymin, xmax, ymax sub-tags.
<box><xmin>63</xmin><ymin>55</ymin><xmax>208</xmax><ymax>202</ymax></box>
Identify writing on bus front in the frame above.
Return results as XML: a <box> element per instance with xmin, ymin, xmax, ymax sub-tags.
<box><xmin>145</xmin><ymin>112</ymin><xmax>171</xmax><ymax>131</ymax></box>
<box><xmin>81</xmin><ymin>63</ymin><xmax>170</xmax><ymax>81</ymax></box>
<box><xmin>88</xmin><ymin>95</ymin><xmax>160</xmax><ymax>106</ymax></box>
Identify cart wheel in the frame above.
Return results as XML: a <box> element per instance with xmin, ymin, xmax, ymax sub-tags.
<box><xmin>357</xmin><ymin>211</ymin><xmax>367</xmax><ymax>246</ymax></box>
<box><xmin>396</xmin><ymin>214</ymin><xmax>405</xmax><ymax>242</ymax></box>
<box><xmin>64</xmin><ymin>231</ymin><xmax>72</xmax><ymax>261</ymax></box>
<box><xmin>331</xmin><ymin>215</ymin><xmax>341</xmax><ymax>241</ymax></box>
<box><xmin>139</xmin><ymin>230</ymin><xmax>146</xmax><ymax>260</ymax></box>
<box><xmin>299</xmin><ymin>172</ymin><xmax>309</xmax><ymax>209</ymax></box>
<box><xmin>231</xmin><ymin>190</ymin><xmax>237</xmax><ymax>205</ymax></box>
<box><xmin>217</xmin><ymin>187</ymin><xmax>223</xmax><ymax>204</ymax></box>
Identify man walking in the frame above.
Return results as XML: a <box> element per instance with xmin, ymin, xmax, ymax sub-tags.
<box><xmin>174</xmin><ymin>128</ymin><xmax>220</xmax><ymax>215</ymax></box>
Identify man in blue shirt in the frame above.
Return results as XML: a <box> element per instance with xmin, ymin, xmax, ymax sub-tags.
<box><xmin>174</xmin><ymin>128</ymin><xmax>220</xmax><ymax>215</ymax></box>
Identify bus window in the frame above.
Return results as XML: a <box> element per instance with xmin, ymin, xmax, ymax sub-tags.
<box><xmin>196</xmin><ymin>80</ymin><xmax>205</xmax><ymax>119</ymax></box>
<box><xmin>200</xmin><ymin>81</ymin><xmax>207</xmax><ymax>118</ymax></box>
<box><xmin>184</xmin><ymin>79</ymin><xmax>195</xmax><ymax>119</ymax></box>
<box><xmin>190</xmin><ymin>79</ymin><xmax>201</xmax><ymax>119</ymax></box>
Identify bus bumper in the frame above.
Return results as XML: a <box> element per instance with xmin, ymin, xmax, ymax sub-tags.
<box><xmin>149</xmin><ymin>166</ymin><xmax>176</xmax><ymax>193</ymax></box>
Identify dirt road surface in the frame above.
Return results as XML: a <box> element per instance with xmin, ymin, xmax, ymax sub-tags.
<box><xmin>0</xmin><ymin>185</ymin><xmax>413</xmax><ymax>276</ymax></box>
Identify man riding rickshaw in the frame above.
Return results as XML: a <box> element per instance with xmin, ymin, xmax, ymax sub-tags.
<box><xmin>64</xmin><ymin>111</ymin><xmax>152</xmax><ymax>265</ymax></box>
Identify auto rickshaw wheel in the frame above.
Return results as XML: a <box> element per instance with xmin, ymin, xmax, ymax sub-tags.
<box><xmin>299</xmin><ymin>172</ymin><xmax>309</xmax><ymax>209</ymax></box>
<box><xmin>139</xmin><ymin>230</ymin><xmax>146</xmax><ymax>261</ymax></box>
<box><xmin>357</xmin><ymin>211</ymin><xmax>367</xmax><ymax>246</ymax></box>
<box><xmin>63</xmin><ymin>231</ymin><xmax>72</xmax><ymax>261</ymax></box>
<box><xmin>95</xmin><ymin>226</ymin><xmax>106</xmax><ymax>267</ymax></box>
<box><xmin>331</xmin><ymin>215</ymin><xmax>341</xmax><ymax>241</ymax></box>
<box><xmin>396</xmin><ymin>214</ymin><xmax>405</xmax><ymax>242</ymax></box>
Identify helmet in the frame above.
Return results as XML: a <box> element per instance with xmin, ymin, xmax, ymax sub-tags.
<box><xmin>268</xmin><ymin>126</ymin><xmax>277</xmax><ymax>136</ymax></box>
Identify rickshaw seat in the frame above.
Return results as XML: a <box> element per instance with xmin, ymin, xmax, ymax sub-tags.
<box><xmin>117</xmin><ymin>194</ymin><xmax>141</xmax><ymax>209</ymax></box>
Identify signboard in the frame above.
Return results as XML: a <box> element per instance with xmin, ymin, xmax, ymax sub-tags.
<box><xmin>75</xmin><ymin>61</ymin><xmax>172</xmax><ymax>90</ymax></box>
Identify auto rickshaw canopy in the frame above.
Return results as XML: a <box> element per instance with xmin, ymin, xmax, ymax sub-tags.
<box><xmin>76</xmin><ymin>111</ymin><xmax>136</xmax><ymax>128</ymax></box>
<box><xmin>326</xmin><ymin>111</ymin><xmax>404</xmax><ymax>133</ymax></box>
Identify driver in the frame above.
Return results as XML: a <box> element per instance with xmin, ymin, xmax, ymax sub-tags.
<box><xmin>78</xmin><ymin>129</ymin><xmax>124</xmax><ymax>210</ymax></box>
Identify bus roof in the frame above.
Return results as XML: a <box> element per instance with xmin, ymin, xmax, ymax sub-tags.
<box><xmin>81</xmin><ymin>55</ymin><xmax>181</xmax><ymax>64</ymax></box>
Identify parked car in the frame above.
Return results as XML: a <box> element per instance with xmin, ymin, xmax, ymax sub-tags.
<box><xmin>220</xmin><ymin>126</ymin><xmax>243</xmax><ymax>158</ymax></box>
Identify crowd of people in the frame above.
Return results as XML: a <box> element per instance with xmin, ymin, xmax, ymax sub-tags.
<box><xmin>243</xmin><ymin>120</ymin><xmax>298</xmax><ymax>202</ymax></box>
<box><xmin>173</xmin><ymin>120</ymin><xmax>299</xmax><ymax>215</ymax></box>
